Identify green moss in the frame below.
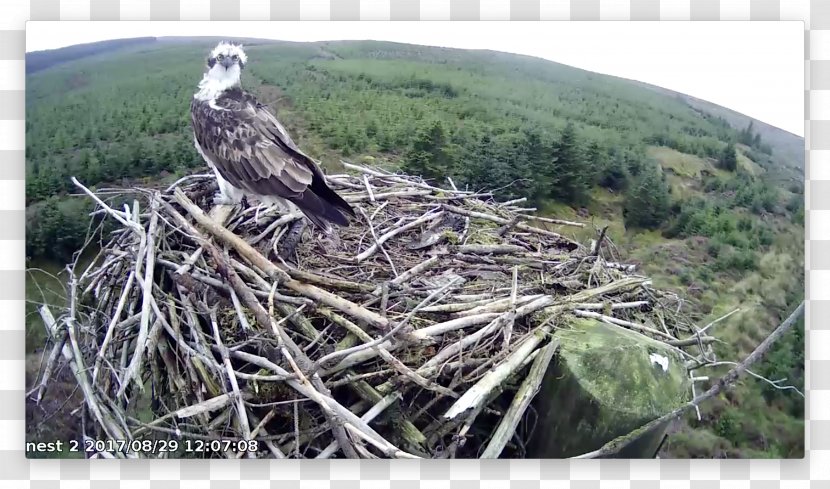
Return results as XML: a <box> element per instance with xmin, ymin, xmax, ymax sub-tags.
<box><xmin>441</xmin><ymin>229</ymin><xmax>460</xmax><ymax>244</ymax></box>
<box><xmin>564</xmin><ymin>318</ymin><xmax>689</xmax><ymax>411</ymax></box>
<box><xmin>530</xmin><ymin>318</ymin><xmax>691</xmax><ymax>457</ymax></box>
<box><xmin>253</xmin><ymin>369</ymin><xmax>292</xmax><ymax>403</ymax></box>
<box><xmin>465</xmin><ymin>229</ymin><xmax>500</xmax><ymax>245</ymax></box>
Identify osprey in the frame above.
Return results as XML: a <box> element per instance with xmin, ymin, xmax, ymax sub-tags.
<box><xmin>190</xmin><ymin>42</ymin><xmax>355</xmax><ymax>232</ymax></box>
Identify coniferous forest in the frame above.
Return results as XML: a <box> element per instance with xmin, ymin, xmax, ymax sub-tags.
<box><xmin>25</xmin><ymin>38</ymin><xmax>804</xmax><ymax>458</ymax></box>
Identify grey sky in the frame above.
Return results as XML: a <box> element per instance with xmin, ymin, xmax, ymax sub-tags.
<box><xmin>27</xmin><ymin>21</ymin><xmax>805</xmax><ymax>137</ymax></box>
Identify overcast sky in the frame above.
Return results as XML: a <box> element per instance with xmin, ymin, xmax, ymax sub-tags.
<box><xmin>27</xmin><ymin>21</ymin><xmax>804</xmax><ymax>136</ymax></box>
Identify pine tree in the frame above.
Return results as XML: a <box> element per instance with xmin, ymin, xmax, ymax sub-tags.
<box><xmin>739</xmin><ymin>121</ymin><xmax>755</xmax><ymax>146</ymax></box>
<box><xmin>465</xmin><ymin>133</ymin><xmax>498</xmax><ymax>190</ymax></box>
<box><xmin>583</xmin><ymin>141</ymin><xmax>605</xmax><ymax>187</ymax></box>
<box><xmin>550</xmin><ymin>123</ymin><xmax>588</xmax><ymax>205</ymax></box>
<box><xmin>403</xmin><ymin>121</ymin><xmax>453</xmax><ymax>180</ymax></box>
<box><xmin>598</xmin><ymin>150</ymin><xmax>629</xmax><ymax>191</ymax></box>
<box><xmin>515</xmin><ymin>129</ymin><xmax>552</xmax><ymax>202</ymax></box>
<box><xmin>623</xmin><ymin>162</ymin><xmax>671</xmax><ymax>229</ymax></box>
<box><xmin>719</xmin><ymin>143</ymin><xmax>738</xmax><ymax>172</ymax></box>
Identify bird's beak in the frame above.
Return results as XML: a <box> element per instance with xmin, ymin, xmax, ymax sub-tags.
<box><xmin>220</xmin><ymin>57</ymin><xmax>234</xmax><ymax>69</ymax></box>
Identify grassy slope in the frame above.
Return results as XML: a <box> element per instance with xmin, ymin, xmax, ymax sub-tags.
<box><xmin>25</xmin><ymin>39</ymin><xmax>804</xmax><ymax>458</ymax></box>
<box><xmin>631</xmin><ymin>80</ymin><xmax>805</xmax><ymax>171</ymax></box>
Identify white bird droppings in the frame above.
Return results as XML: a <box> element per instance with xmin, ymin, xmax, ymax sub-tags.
<box><xmin>649</xmin><ymin>352</ymin><xmax>669</xmax><ymax>372</ymax></box>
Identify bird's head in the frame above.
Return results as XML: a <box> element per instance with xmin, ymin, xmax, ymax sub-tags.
<box><xmin>203</xmin><ymin>42</ymin><xmax>247</xmax><ymax>87</ymax></box>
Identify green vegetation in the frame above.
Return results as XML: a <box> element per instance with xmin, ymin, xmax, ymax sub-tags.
<box><xmin>623</xmin><ymin>160</ymin><xmax>671</xmax><ymax>229</ymax></box>
<box><xmin>718</xmin><ymin>142</ymin><xmax>738</xmax><ymax>172</ymax></box>
<box><xmin>25</xmin><ymin>39</ymin><xmax>804</xmax><ymax>458</ymax></box>
<box><xmin>738</xmin><ymin>120</ymin><xmax>774</xmax><ymax>156</ymax></box>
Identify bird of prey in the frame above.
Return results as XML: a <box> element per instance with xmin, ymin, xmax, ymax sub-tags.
<box><xmin>190</xmin><ymin>42</ymin><xmax>355</xmax><ymax>232</ymax></box>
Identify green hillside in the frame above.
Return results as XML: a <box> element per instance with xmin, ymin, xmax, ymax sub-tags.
<box><xmin>24</xmin><ymin>39</ymin><xmax>804</xmax><ymax>458</ymax></box>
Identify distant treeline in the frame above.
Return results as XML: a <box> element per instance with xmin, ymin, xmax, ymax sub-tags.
<box><xmin>24</xmin><ymin>41</ymin><xmax>798</xmax><ymax>266</ymax></box>
<box><xmin>26</xmin><ymin>37</ymin><xmax>158</xmax><ymax>74</ymax></box>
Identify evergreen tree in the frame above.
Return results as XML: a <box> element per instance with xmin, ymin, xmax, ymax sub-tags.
<box><xmin>719</xmin><ymin>142</ymin><xmax>738</xmax><ymax>172</ymax></box>
<box><xmin>550</xmin><ymin>123</ymin><xmax>588</xmax><ymax>205</ymax></box>
<box><xmin>598</xmin><ymin>150</ymin><xmax>629</xmax><ymax>191</ymax></box>
<box><xmin>465</xmin><ymin>133</ymin><xmax>506</xmax><ymax>190</ymax></box>
<box><xmin>739</xmin><ymin>121</ymin><xmax>755</xmax><ymax>146</ymax></box>
<box><xmin>623</xmin><ymin>162</ymin><xmax>671</xmax><ymax>229</ymax></box>
<box><xmin>515</xmin><ymin>129</ymin><xmax>553</xmax><ymax>202</ymax></box>
<box><xmin>403</xmin><ymin>121</ymin><xmax>453</xmax><ymax>180</ymax></box>
<box><xmin>583</xmin><ymin>141</ymin><xmax>605</xmax><ymax>187</ymax></box>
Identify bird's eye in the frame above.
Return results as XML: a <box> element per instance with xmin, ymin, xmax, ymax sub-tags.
<box><xmin>217</xmin><ymin>54</ymin><xmax>224</xmax><ymax>60</ymax></box>
<box><xmin>231</xmin><ymin>55</ymin><xmax>238</xmax><ymax>61</ymax></box>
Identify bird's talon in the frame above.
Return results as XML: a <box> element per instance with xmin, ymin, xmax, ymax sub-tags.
<box><xmin>213</xmin><ymin>194</ymin><xmax>235</xmax><ymax>206</ymax></box>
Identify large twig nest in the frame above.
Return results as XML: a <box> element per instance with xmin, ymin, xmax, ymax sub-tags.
<box><xmin>37</xmin><ymin>163</ymin><xmax>714</xmax><ymax>459</ymax></box>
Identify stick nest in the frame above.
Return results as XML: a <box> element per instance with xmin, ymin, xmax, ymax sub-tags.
<box><xmin>37</xmin><ymin>163</ymin><xmax>717</xmax><ymax>459</ymax></box>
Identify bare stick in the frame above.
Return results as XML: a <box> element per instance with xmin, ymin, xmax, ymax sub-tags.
<box><xmin>592</xmin><ymin>225</ymin><xmax>609</xmax><ymax>256</ymax></box>
<box><xmin>515</xmin><ymin>213</ymin><xmax>585</xmax><ymax>228</ymax></box>
<box><xmin>176</xmin><ymin>392</ymin><xmax>245</xmax><ymax>419</ymax></box>
<box><xmin>170</xmin><ymin>190</ymin><xmax>390</xmax><ymax>330</ymax></box>
<box><xmin>316</xmin><ymin>392</ymin><xmax>403</xmax><ymax>459</ymax></box>
<box><xmin>454</xmin><ymin>244</ymin><xmax>527</xmax><ymax>255</ymax></box>
<box><xmin>165</xmin><ymin>173</ymin><xmax>214</xmax><ymax>192</ymax></box>
<box><xmin>502</xmin><ymin>266</ymin><xmax>519</xmax><ymax>349</ymax></box>
<box><xmin>410</xmin><ymin>313</ymin><xmax>502</xmax><ymax>339</ymax></box>
<box><xmin>174</xmin><ymin>247</ymin><xmax>204</xmax><ymax>275</ymax></box>
<box><xmin>697</xmin><ymin>361</ymin><xmax>804</xmax><ymax>398</ymax></box>
<box><xmin>699</xmin><ymin>308</ymin><xmax>741</xmax><ymax>334</ymax></box>
<box><xmin>209</xmin><ymin>310</ymin><xmax>253</xmax><ymax>442</ymax></box>
<box><xmin>317</xmin><ymin>277</ymin><xmax>462</xmax><ymax>368</ymax></box>
<box><xmin>363</xmin><ymin>175</ymin><xmax>376</xmax><ymax>203</ymax></box>
<box><xmin>341</xmin><ymin>161</ymin><xmax>473</xmax><ymax>194</ymax></box>
<box><xmin>71</xmin><ymin>177</ymin><xmax>142</xmax><ymax>233</ymax></box>
<box><xmin>443</xmin><ymin>324</ymin><xmax>555</xmax><ymax>420</ymax></box>
<box><xmin>572</xmin><ymin>301</ymin><xmax>649</xmax><ymax>311</ymax></box>
<box><xmin>441</xmin><ymin>204</ymin><xmax>580</xmax><ymax>247</ymax></box>
<box><xmin>247</xmin><ymin>213</ymin><xmax>302</xmax><ymax>246</ymax></box>
<box><xmin>480</xmin><ymin>339</ymin><xmax>559</xmax><ymax>458</ymax></box>
<box><xmin>40</xmin><ymin>304</ymin><xmax>130</xmax><ymax>448</ymax></box>
<box><xmin>266</xmin><ymin>284</ymin><xmax>359</xmax><ymax>459</ymax></box>
<box><xmin>358</xmin><ymin>206</ymin><xmax>398</xmax><ymax>277</ymax></box>
<box><xmin>92</xmin><ymin>270</ymin><xmax>135</xmax><ymax>383</ymax></box>
<box><xmin>356</xmin><ymin>210</ymin><xmax>444</xmax><ymax>262</ymax></box>
<box><xmin>32</xmin><ymin>329</ymin><xmax>67</xmax><ymax>404</ymax></box>
<box><xmin>572</xmin><ymin>309</ymin><xmax>676</xmax><ymax>341</ymax></box>
<box><xmin>119</xmin><ymin>195</ymin><xmax>160</xmax><ymax>396</ymax></box>
<box><xmin>499</xmin><ymin>197</ymin><xmax>526</xmax><ymax>207</ymax></box>
<box><xmin>371</xmin><ymin>256</ymin><xmax>440</xmax><ymax>295</ymax></box>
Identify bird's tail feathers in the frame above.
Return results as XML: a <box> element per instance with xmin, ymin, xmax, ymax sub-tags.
<box><xmin>290</xmin><ymin>191</ymin><xmax>351</xmax><ymax>232</ymax></box>
<box><xmin>310</xmin><ymin>176</ymin><xmax>356</xmax><ymax>219</ymax></box>
<box><xmin>258</xmin><ymin>176</ymin><xmax>353</xmax><ymax>232</ymax></box>
<box><xmin>300</xmin><ymin>209</ymin><xmax>335</xmax><ymax>235</ymax></box>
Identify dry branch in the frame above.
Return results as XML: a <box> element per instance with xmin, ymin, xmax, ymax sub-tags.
<box><xmin>38</xmin><ymin>165</ymin><xmax>745</xmax><ymax>459</ymax></box>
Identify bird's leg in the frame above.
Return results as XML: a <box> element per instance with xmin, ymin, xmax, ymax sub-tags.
<box><xmin>213</xmin><ymin>192</ymin><xmax>237</xmax><ymax>206</ymax></box>
<box><xmin>213</xmin><ymin>179</ymin><xmax>244</xmax><ymax>207</ymax></box>
<box><xmin>259</xmin><ymin>196</ymin><xmax>291</xmax><ymax>219</ymax></box>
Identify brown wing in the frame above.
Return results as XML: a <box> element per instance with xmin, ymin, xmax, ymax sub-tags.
<box><xmin>190</xmin><ymin>88</ymin><xmax>354</xmax><ymax>228</ymax></box>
